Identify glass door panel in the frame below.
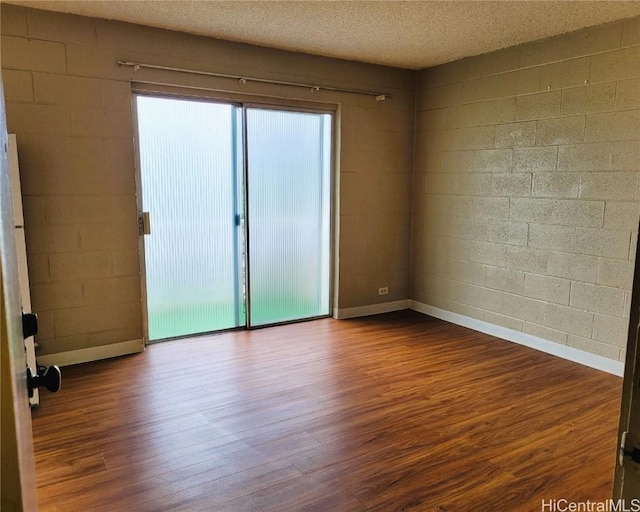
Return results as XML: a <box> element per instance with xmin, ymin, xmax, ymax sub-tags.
<box><xmin>136</xmin><ymin>95</ymin><xmax>244</xmax><ymax>340</ymax></box>
<box><xmin>246</xmin><ymin>108</ymin><xmax>332</xmax><ymax>326</ymax></box>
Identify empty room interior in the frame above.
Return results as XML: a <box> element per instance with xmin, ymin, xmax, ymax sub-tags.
<box><xmin>2</xmin><ymin>0</ymin><xmax>640</xmax><ymax>510</ymax></box>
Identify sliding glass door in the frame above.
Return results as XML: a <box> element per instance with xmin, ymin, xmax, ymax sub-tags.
<box><xmin>246</xmin><ymin>108</ymin><xmax>332</xmax><ymax>326</ymax></box>
<box><xmin>135</xmin><ymin>95</ymin><xmax>332</xmax><ymax>341</ymax></box>
<box><xmin>136</xmin><ymin>96</ymin><xmax>244</xmax><ymax>340</ymax></box>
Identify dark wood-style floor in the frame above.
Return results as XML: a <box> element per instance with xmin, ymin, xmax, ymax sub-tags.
<box><xmin>32</xmin><ymin>311</ymin><xmax>622</xmax><ymax>511</ymax></box>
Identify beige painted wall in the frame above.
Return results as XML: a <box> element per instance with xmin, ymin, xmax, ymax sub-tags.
<box><xmin>413</xmin><ymin>17</ymin><xmax>640</xmax><ymax>363</ymax></box>
<box><xmin>2</xmin><ymin>4</ymin><xmax>639</xmax><ymax>365</ymax></box>
<box><xmin>0</xmin><ymin>4</ymin><xmax>415</xmax><ymax>356</ymax></box>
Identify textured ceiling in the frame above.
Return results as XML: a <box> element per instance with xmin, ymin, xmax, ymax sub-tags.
<box><xmin>6</xmin><ymin>0</ymin><xmax>640</xmax><ymax>69</ymax></box>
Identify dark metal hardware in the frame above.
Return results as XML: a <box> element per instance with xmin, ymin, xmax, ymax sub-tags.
<box><xmin>27</xmin><ymin>365</ymin><xmax>61</xmax><ymax>398</ymax></box>
<box><xmin>22</xmin><ymin>312</ymin><xmax>37</xmax><ymax>339</ymax></box>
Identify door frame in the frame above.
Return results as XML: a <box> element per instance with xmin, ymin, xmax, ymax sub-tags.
<box><xmin>613</xmin><ymin>229</ymin><xmax>640</xmax><ymax>498</ymax></box>
<box><xmin>131</xmin><ymin>90</ymin><xmax>337</xmax><ymax>342</ymax></box>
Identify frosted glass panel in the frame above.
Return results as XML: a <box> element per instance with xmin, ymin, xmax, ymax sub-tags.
<box><xmin>136</xmin><ymin>96</ymin><xmax>244</xmax><ymax>340</ymax></box>
<box><xmin>247</xmin><ymin>108</ymin><xmax>331</xmax><ymax>326</ymax></box>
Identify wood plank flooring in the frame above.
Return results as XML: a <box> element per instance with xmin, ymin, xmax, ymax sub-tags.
<box><xmin>32</xmin><ymin>311</ymin><xmax>622</xmax><ymax>511</ymax></box>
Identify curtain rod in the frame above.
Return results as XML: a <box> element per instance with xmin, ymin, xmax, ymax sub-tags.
<box><xmin>117</xmin><ymin>60</ymin><xmax>390</xmax><ymax>101</ymax></box>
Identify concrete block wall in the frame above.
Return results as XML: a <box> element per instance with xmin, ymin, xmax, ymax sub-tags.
<box><xmin>2</xmin><ymin>4</ymin><xmax>639</xmax><ymax>366</ymax></box>
<box><xmin>1</xmin><ymin>4</ymin><xmax>415</xmax><ymax>356</ymax></box>
<box><xmin>413</xmin><ymin>17</ymin><xmax>640</xmax><ymax>363</ymax></box>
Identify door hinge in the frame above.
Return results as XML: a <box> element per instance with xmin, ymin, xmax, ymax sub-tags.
<box><xmin>138</xmin><ymin>212</ymin><xmax>150</xmax><ymax>235</ymax></box>
<box><xmin>620</xmin><ymin>431</ymin><xmax>640</xmax><ymax>466</ymax></box>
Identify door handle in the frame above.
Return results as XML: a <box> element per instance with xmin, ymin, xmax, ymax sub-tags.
<box><xmin>21</xmin><ymin>312</ymin><xmax>61</xmax><ymax>398</ymax></box>
<box><xmin>138</xmin><ymin>212</ymin><xmax>151</xmax><ymax>235</ymax></box>
<box><xmin>27</xmin><ymin>365</ymin><xmax>61</xmax><ymax>398</ymax></box>
<box><xmin>22</xmin><ymin>312</ymin><xmax>37</xmax><ymax>339</ymax></box>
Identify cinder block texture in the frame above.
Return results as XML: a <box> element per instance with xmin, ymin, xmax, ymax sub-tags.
<box><xmin>413</xmin><ymin>15</ymin><xmax>640</xmax><ymax>364</ymax></box>
<box><xmin>5</xmin><ymin>4</ymin><xmax>639</xmax><ymax>366</ymax></box>
<box><xmin>2</xmin><ymin>4</ymin><xmax>415</xmax><ymax>355</ymax></box>
<box><xmin>524</xmin><ymin>273</ymin><xmax>570</xmax><ymax>305</ymax></box>
<box><xmin>561</xmin><ymin>83</ymin><xmax>616</xmax><ymax>115</ymax></box>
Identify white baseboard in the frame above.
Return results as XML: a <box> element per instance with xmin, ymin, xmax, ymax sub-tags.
<box><xmin>335</xmin><ymin>300</ymin><xmax>409</xmax><ymax>319</ymax></box>
<box><xmin>36</xmin><ymin>339</ymin><xmax>144</xmax><ymax>367</ymax></box>
<box><xmin>35</xmin><ymin>302</ymin><xmax>624</xmax><ymax>376</ymax></box>
<box><xmin>409</xmin><ymin>300</ymin><xmax>624</xmax><ymax>377</ymax></box>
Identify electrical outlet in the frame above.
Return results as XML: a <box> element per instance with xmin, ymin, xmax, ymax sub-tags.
<box><xmin>378</xmin><ymin>287</ymin><xmax>389</xmax><ymax>295</ymax></box>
